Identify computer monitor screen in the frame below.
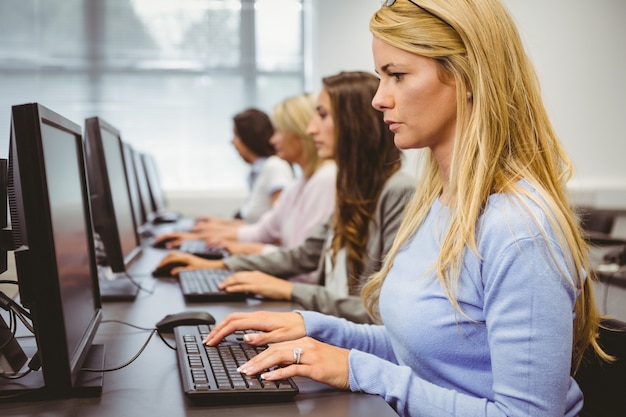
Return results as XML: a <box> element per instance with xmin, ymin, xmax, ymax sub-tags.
<box><xmin>2</xmin><ymin>103</ymin><xmax>103</xmax><ymax>398</ymax></box>
<box><xmin>141</xmin><ymin>152</ymin><xmax>167</xmax><ymax>214</ymax></box>
<box><xmin>84</xmin><ymin>117</ymin><xmax>141</xmax><ymax>273</ymax></box>
<box><xmin>132</xmin><ymin>149</ymin><xmax>155</xmax><ymax>224</ymax></box>
<box><xmin>121</xmin><ymin>142</ymin><xmax>144</xmax><ymax>232</ymax></box>
<box><xmin>0</xmin><ymin>159</ymin><xmax>7</xmax><ymax>274</ymax></box>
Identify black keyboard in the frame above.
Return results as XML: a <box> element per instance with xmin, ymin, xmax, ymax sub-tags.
<box><xmin>174</xmin><ymin>324</ymin><xmax>299</xmax><ymax>404</ymax></box>
<box><xmin>179</xmin><ymin>239</ymin><xmax>229</xmax><ymax>259</ymax></box>
<box><xmin>179</xmin><ymin>268</ymin><xmax>247</xmax><ymax>302</ymax></box>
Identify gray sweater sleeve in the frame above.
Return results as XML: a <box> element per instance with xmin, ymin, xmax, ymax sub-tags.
<box><xmin>291</xmin><ymin>172</ymin><xmax>415</xmax><ymax>323</ymax></box>
<box><xmin>222</xmin><ymin>222</ymin><xmax>329</xmax><ymax>280</ymax></box>
<box><xmin>291</xmin><ymin>284</ymin><xmax>377</xmax><ymax>323</ymax></box>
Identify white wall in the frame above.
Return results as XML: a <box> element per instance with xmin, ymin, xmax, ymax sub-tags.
<box><xmin>308</xmin><ymin>0</ymin><xmax>626</xmax><ymax>208</ymax></box>
<box><xmin>171</xmin><ymin>0</ymin><xmax>626</xmax><ymax>215</ymax></box>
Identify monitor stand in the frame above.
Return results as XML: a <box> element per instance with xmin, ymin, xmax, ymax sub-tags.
<box><xmin>0</xmin><ymin>344</ymin><xmax>104</xmax><ymax>401</ymax></box>
<box><xmin>99</xmin><ymin>277</ymin><xmax>140</xmax><ymax>301</ymax></box>
<box><xmin>97</xmin><ymin>266</ymin><xmax>139</xmax><ymax>301</ymax></box>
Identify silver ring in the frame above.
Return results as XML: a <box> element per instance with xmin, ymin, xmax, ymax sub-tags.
<box><xmin>293</xmin><ymin>347</ymin><xmax>303</xmax><ymax>365</ymax></box>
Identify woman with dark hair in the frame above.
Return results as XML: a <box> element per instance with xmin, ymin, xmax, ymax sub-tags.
<box><xmin>197</xmin><ymin>107</ymin><xmax>294</xmax><ymax>224</ymax></box>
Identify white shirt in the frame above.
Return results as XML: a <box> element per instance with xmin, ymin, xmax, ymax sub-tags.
<box><xmin>239</xmin><ymin>155</ymin><xmax>294</xmax><ymax>223</ymax></box>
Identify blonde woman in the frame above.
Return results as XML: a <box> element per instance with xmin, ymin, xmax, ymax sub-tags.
<box><xmin>156</xmin><ymin>93</ymin><xmax>336</xmax><ymax>281</ymax></box>
<box><xmin>204</xmin><ymin>1</ymin><xmax>608</xmax><ymax>416</ymax></box>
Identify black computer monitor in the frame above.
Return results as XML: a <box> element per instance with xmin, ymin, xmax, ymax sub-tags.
<box><xmin>141</xmin><ymin>152</ymin><xmax>166</xmax><ymax>214</ymax></box>
<box><xmin>84</xmin><ymin>117</ymin><xmax>141</xmax><ymax>273</ymax></box>
<box><xmin>141</xmin><ymin>153</ymin><xmax>180</xmax><ymax>224</ymax></box>
<box><xmin>132</xmin><ymin>148</ymin><xmax>156</xmax><ymax>226</ymax></box>
<box><xmin>0</xmin><ymin>103</ymin><xmax>104</xmax><ymax>399</ymax></box>
<box><xmin>121</xmin><ymin>142</ymin><xmax>145</xmax><ymax>235</ymax></box>
<box><xmin>0</xmin><ymin>159</ymin><xmax>8</xmax><ymax>274</ymax></box>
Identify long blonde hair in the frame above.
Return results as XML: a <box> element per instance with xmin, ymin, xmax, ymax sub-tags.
<box><xmin>272</xmin><ymin>92</ymin><xmax>322</xmax><ymax>178</ymax></box>
<box><xmin>363</xmin><ymin>0</ymin><xmax>606</xmax><ymax>373</ymax></box>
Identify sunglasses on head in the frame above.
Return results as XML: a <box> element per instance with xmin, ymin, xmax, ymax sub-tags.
<box><xmin>383</xmin><ymin>0</ymin><xmax>418</xmax><ymax>6</ymax></box>
<box><xmin>381</xmin><ymin>0</ymin><xmax>453</xmax><ymax>30</ymax></box>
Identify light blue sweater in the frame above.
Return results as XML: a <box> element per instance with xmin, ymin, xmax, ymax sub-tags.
<box><xmin>300</xmin><ymin>183</ymin><xmax>584</xmax><ymax>416</ymax></box>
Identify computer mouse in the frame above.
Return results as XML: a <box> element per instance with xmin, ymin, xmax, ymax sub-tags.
<box><xmin>152</xmin><ymin>236</ymin><xmax>177</xmax><ymax>249</ymax></box>
<box><xmin>151</xmin><ymin>261</ymin><xmax>188</xmax><ymax>278</ymax></box>
<box><xmin>155</xmin><ymin>311</ymin><xmax>216</xmax><ymax>333</ymax></box>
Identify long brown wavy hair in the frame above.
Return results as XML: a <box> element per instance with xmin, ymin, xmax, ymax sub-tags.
<box><xmin>323</xmin><ymin>71</ymin><xmax>402</xmax><ymax>292</ymax></box>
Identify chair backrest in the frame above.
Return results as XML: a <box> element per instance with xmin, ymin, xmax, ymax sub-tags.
<box><xmin>574</xmin><ymin>318</ymin><xmax>626</xmax><ymax>417</ymax></box>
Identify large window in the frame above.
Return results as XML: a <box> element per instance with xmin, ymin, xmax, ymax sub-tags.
<box><xmin>0</xmin><ymin>0</ymin><xmax>307</xmax><ymax>191</ymax></box>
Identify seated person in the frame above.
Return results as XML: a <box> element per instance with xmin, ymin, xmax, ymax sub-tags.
<box><xmin>154</xmin><ymin>93</ymin><xmax>337</xmax><ymax>282</ymax></box>
<box><xmin>157</xmin><ymin>71</ymin><xmax>415</xmax><ymax>323</ymax></box>
<box><xmin>196</xmin><ymin>107</ymin><xmax>294</xmax><ymax>225</ymax></box>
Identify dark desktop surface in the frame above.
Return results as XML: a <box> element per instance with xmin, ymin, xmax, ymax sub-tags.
<box><xmin>0</xmin><ymin>247</ymin><xmax>397</xmax><ymax>417</ymax></box>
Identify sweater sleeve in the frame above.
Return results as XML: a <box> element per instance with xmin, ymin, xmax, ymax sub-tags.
<box><xmin>290</xmin><ymin>173</ymin><xmax>414</xmax><ymax>323</ymax></box>
<box><xmin>291</xmin><ymin>285</ymin><xmax>374</xmax><ymax>324</ymax></box>
<box><xmin>223</xmin><ymin>222</ymin><xmax>329</xmax><ymax>278</ymax></box>
<box><xmin>237</xmin><ymin>163</ymin><xmax>336</xmax><ymax>248</ymax></box>
<box><xmin>299</xmin><ymin>310</ymin><xmax>396</xmax><ymax>361</ymax></box>
<box><xmin>237</xmin><ymin>199</ymin><xmax>286</xmax><ymax>244</ymax></box>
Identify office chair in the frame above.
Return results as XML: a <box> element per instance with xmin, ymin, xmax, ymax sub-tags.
<box><xmin>574</xmin><ymin>318</ymin><xmax>626</xmax><ymax>417</ymax></box>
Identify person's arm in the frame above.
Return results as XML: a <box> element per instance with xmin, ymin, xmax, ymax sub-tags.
<box><xmin>292</xmin><ymin>286</ymin><xmax>374</xmax><ymax>323</ymax></box>
<box><xmin>290</xmin><ymin>174</ymin><xmax>414</xmax><ymax>323</ymax></box>
<box><xmin>372</xmin><ymin>173</ymin><xmax>415</xmax><ymax>270</ymax></box>
<box><xmin>223</xmin><ymin>222</ymin><xmax>329</xmax><ymax>278</ymax></box>
<box><xmin>236</xmin><ymin>182</ymin><xmax>293</xmax><ymax>244</ymax></box>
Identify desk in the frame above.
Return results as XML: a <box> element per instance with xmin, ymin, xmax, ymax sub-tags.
<box><xmin>0</xmin><ymin>255</ymin><xmax>398</xmax><ymax>417</ymax></box>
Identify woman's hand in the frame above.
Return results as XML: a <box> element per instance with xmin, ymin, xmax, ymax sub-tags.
<box><xmin>219</xmin><ymin>271</ymin><xmax>294</xmax><ymax>300</ymax></box>
<box><xmin>204</xmin><ymin>311</ymin><xmax>306</xmax><ymax>346</ymax></box>
<box><xmin>239</xmin><ymin>337</ymin><xmax>351</xmax><ymax>390</ymax></box>
<box><xmin>156</xmin><ymin>251</ymin><xmax>226</xmax><ymax>276</ymax></box>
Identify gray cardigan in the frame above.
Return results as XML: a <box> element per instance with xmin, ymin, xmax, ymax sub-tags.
<box><xmin>223</xmin><ymin>171</ymin><xmax>415</xmax><ymax>323</ymax></box>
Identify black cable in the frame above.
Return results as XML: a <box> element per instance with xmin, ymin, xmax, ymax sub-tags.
<box><xmin>82</xmin><ymin>328</ymin><xmax>158</xmax><ymax>373</ymax></box>
<box><xmin>82</xmin><ymin>319</ymin><xmax>174</xmax><ymax>373</ymax></box>
<box><xmin>121</xmin><ymin>271</ymin><xmax>154</xmax><ymax>295</ymax></box>
<box><xmin>100</xmin><ymin>319</ymin><xmax>154</xmax><ymax>331</ymax></box>
<box><xmin>156</xmin><ymin>330</ymin><xmax>176</xmax><ymax>350</ymax></box>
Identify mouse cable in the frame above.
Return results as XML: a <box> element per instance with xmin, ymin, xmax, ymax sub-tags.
<box><xmin>121</xmin><ymin>271</ymin><xmax>155</xmax><ymax>295</ymax></box>
<box><xmin>100</xmin><ymin>318</ymin><xmax>175</xmax><ymax>350</ymax></box>
<box><xmin>81</xmin><ymin>328</ymin><xmax>158</xmax><ymax>373</ymax></box>
<box><xmin>100</xmin><ymin>318</ymin><xmax>155</xmax><ymax>331</ymax></box>
<box><xmin>155</xmin><ymin>329</ymin><xmax>177</xmax><ymax>350</ymax></box>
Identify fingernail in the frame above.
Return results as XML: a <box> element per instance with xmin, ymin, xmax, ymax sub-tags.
<box><xmin>243</xmin><ymin>334</ymin><xmax>252</xmax><ymax>342</ymax></box>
